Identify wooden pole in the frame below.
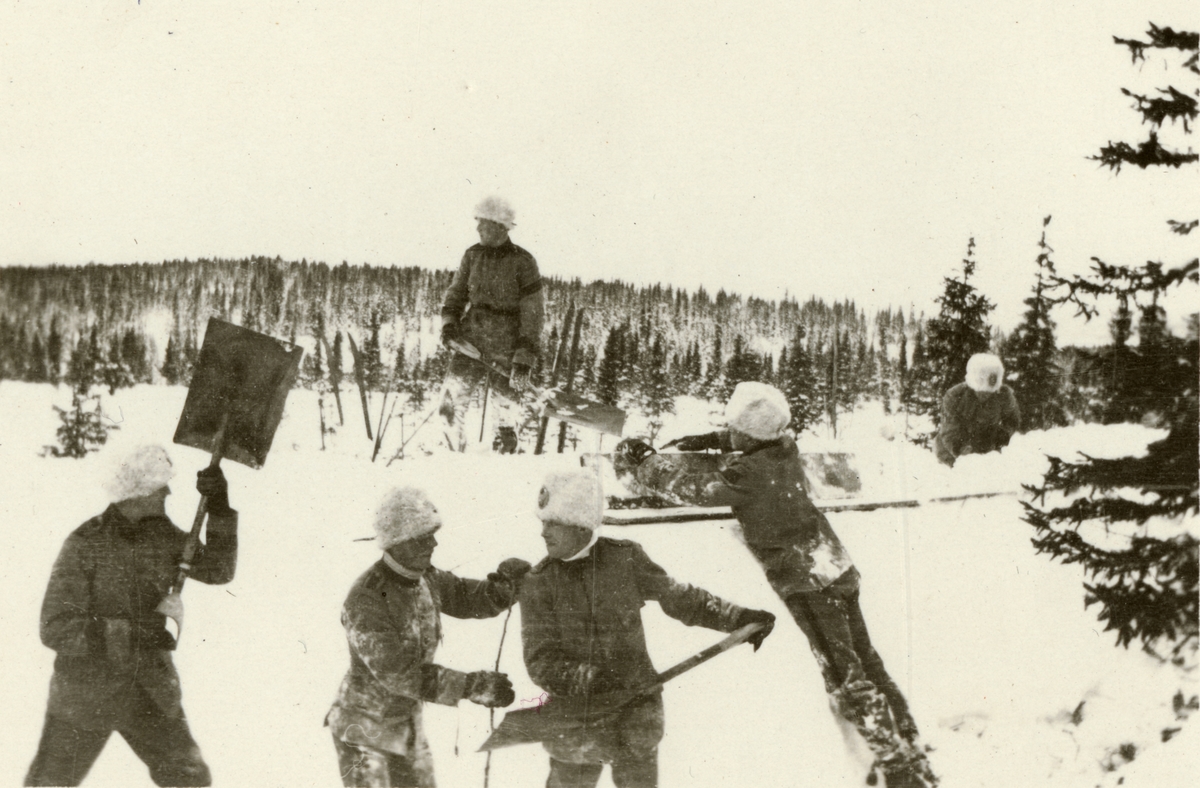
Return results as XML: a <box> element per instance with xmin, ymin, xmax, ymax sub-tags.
<box><xmin>535</xmin><ymin>302</ymin><xmax>575</xmax><ymax>454</ymax></box>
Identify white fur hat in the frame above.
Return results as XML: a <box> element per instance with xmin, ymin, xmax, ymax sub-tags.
<box><xmin>374</xmin><ymin>487</ymin><xmax>443</xmax><ymax>550</ymax></box>
<box><xmin>535</xmin><ymin>471</ymin><xmax>602</xmax><ymax>532</ymax></box>
<box><xmin>474</xmin><ymin>196</ymin><xmax>517</xmax><ymax>229</ymax></box>
<box><xmin>725</xmin><ymin>382</ymin><xmax>791</xmax><ymax>441</ymax></box>
<box><xmin>966</xmin><ymin>353</ymin><xmax>1005</xmax><ymax>393</ymax></box>
<box><xmin>104</xmin><ymin>444</ymin><xmax>176</xmax><ymax>502</ymax></box>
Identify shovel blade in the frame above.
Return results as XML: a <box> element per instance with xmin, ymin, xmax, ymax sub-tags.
<box><xmin>479</xmin><ymin>692</ymin><xmax>638</xmax><ymax>752</ymax></box>
<box><xmin>544</xmin><ymin>391</ymin><xmax>626</xmax><ymax>437</ymax></box>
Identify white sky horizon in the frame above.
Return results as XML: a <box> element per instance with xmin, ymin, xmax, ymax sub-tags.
<box><xmin>2</xmin><ymin>1</ymin><xmax>1197</xmax><ymax>346</ymax></box>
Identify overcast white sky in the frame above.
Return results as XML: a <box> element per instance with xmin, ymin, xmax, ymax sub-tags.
<box><xmin>2</xmin><ymin>1</ymin><xmax>1196</xmax><ymax>344</ymax></box>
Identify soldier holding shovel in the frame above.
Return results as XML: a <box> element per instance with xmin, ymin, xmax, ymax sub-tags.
<box><xmin>438</xmin><ymin>196</ymin><xmax>544</xmax><ymax>453</ymax></box>
<box><xmin>24</xmin><ymin>318</ymin><xmax>303</xmax><ymax>786</ymax></box>
<box><xmin>24</xmin><ymin>445</ymin><xmax>237</xmax><ymax>787</ymax></box>
<box><xmin>518</xmin><ymin>470</ymin><xmax>776</xmax><ymax>788</ymax></box>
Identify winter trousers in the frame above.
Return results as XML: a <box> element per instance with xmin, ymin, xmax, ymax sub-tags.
<box><xmin>24</xmin><ymin>688</ymin><xmax>210</xmax><ymax>787</ymax></box>
<box><xmin>543</xmin><ymin>694</ymin><xmax>663</xmax><ymax>788</ymax></box>
<box><xmin>784</xmin><ymin>573</ymin><xmax>934</xmax><ymax>785</ymax></box>
<box><xmin>438</xmin><ymin>353</ymin><xmax>522</xmax><ymax>452</ymax></box>
<box><xmin>332</xmin><ymin>735</ymin><xmax>433</xmax><ymax>788</ymax></box>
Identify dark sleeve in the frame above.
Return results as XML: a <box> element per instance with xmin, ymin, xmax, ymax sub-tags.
<box><xmin>440</xmin><ymin>252</ymin><xmax>472</xmax><ymax>327</ymax></box>
<box><xmin>519</xmin><ymin>574</ymin><xmax>584</xmax><ymax>696</ymax></box>
<box><xmin>634</xmin><ymin>452</ymin><xmax>753</xmax><ymax>508</ymax></box>
<box><xmin>631</xmin><ymin>543</ymin><xmax>742</xmax><ymax>633</ymax></box>
<box><xmin>342</xmin><ymin>586</ymin><xmax>469</xmax><ymax>706</ymax></box>
<box><xmin>936</xmin><ymin>388</ymin><xmax>967</xmax><ymax>457</ymax></box>
<box><xmin>1001</xmin><ymin>388</ymin><xmax>1021</xmax><ymax>435</ymax></box>
<box><xmin>427</xmin><ymin>568</ymin><xmax>512</xmax><ymax>619</ymax></box>
<box><xmin>39</xmin><ymin>531</ymin><xmax>99</xmax><ymax>657</ymax></box>
<box><xmin>513</xmin><ymin>254</ymin><xmax>544</xmax><ymax>366</ymax></box>
<box><xmin>187</xmin><ymin>511</ymin><xmax>238</xmax><ymax>585</ymax></box>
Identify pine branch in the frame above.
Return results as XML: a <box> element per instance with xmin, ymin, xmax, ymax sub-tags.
<box><xmin>1092</xmin><ymin>131</ymin><xmax>1199</xmax><ymax>172</ymax></box>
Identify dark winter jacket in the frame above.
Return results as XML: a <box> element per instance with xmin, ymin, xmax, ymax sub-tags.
<box><xmin>520</xmin><ymin>537</ymin><xmax>746</xmax><ymax>699</ymax></box>
<box><xmin>632</xmin><ymin>434</ymin><xmax>855</xmax><ymax>597</ymax></box>
<box><xmin>934</xmin><ymin>383</ymin><xmax>1020</xmax><ymax>466</ymax></box>
<box><xmin>441</xmin><ymin>239</ymin><xmax>544</xmax><ymax>368</ymax></box>
<box><xmin>39</xmin><ymin>505</ymin><xmax>238</xmax><ymax>729</ymax></box>
<box><xmin>326</xmin><ymin>561</ymin><xmax>514</xmax><ymax>756</ymax></box>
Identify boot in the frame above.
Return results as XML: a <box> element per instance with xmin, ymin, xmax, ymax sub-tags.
<box><xmin>493</xmin><ymin>426</ymin><xmax>518</xmax><ymax>454</ymax></box>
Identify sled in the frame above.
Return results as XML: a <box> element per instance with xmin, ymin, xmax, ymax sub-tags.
<box><xmin>165</xmin><ymin>318</ymin><xmax>303</xmax><ymax>635</ymax></box>
<box><xmin>448</xmin><ymin>339</ymin><xmax>626</xmax><ymax>437</ymax></box>
<box><xmin>592</xmin><ymin>450</ymin><xmax>1015</xmax><ymax>525</ymax></box>
<box><xmin>588</xmin><ymin>449</ymin><xmax>863</xmax><ymax>503</ymax></box>
<box><xmin>599</xmin><ymin>491</ymin><xmax>1019</xmax><ymax>526</ymax></box>
<box><xmin>479</xmin><ymin>622</ymin><xmax>765</xmax><ymax>752</ymax></box>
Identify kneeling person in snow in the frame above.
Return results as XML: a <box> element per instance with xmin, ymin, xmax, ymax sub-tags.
<box><xmin>933</xmin><ymin>353</ymin><xmax>1020</xmax><ymax>467</ymax></box>
<box><xmin>519</xmin><ymin>471</ymin><xmax>776</xmax><ymax>788</ymax></box>
<box><xmin>326</xmin><ymin>487</ymin><xmax>531</xmax><ymax>788</ymax></box>
<box><xmin>615</xmin><ymin>382</ymin><xmax>936</xmax><ymax>788</ymax></box>
<box><xmin>25</xmin><ymin>445</ymin><xmax>238</xmax><ymax>787</ymax></box>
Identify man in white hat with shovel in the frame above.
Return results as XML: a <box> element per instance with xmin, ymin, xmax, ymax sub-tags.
<box><xmin>25</xmin><ymin>444</ymin><xmax>237</xmax><ymax>787</ymax></box>
<box><xmin>615</xmin><ymin>382</ymin><xmax>937</xmax><ymax>788</ymax></box>
<box><xmin>326</xmin><ymin>486</ymin><xmax>532</xmax><ymax>787</ymax></box>
<box><xmin>438</xmin><ymin>196</ymin><xmax>544</xmax><ymax>454</ymax></box>
<box><xmin>519</xmin><ymin>470</ymin><xmax>776</xmax><ymax>788</ymax></box>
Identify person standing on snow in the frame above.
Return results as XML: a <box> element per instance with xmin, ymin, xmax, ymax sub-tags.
<box><xmin>326</xmin><ymin>486</ymin><xmax>531</xmax><ymax>788</ymax></box>
<box><xmin>933</xmin><ymin>353</ymin><xmax>1020</xmax><ymax>467</ymax></box>
<box><xmin>519</xmin><ymin>470</ymin><xmax>776</xmax><ymax>788</ymax></box>
<box><xmin>614</xmin><ymin>382</ymin><xmax>937</xmax><ymax>788</ymax></box>
<box><xmin>25</xmin><ymin>444</ymin><xmax>237</xmax><ymax>787</ymax></box>
<box><xmin>438</xmin><ymin>196</ymin><xmax>544</xmax><ymax>454</ymax></box>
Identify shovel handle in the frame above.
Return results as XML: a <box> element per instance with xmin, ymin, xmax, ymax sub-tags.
<box><xmin>168</xmin><ymin>416</ymin><xmax>228</xmax><ymax>595</ymax></box>
<box><xmin>653</xmin><ymin>622</ymin><xmax>765</xmax><ymax>688</ymax></box>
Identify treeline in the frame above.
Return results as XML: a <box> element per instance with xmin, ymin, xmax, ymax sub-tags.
<box><xmin>0</xmin><ymin>256</ymin><xmax>948</xmax><ymax>432</ymax></box>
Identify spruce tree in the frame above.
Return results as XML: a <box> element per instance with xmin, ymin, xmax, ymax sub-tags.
<box><xmin>925</xmin><ymin>238</ymin><xmax>996</xmax><ymax>420</ymax></box>
<box><xmin>778</xmin><ymin>325</ymin><xmax>822</xmax><ymax>433</ymax></box>
<box><xmin>1026</xmin><ymin>23</ymin><xmax>1198</xmax><ymax>659</ymax></box>
<box><xmin>46</xmin><ymin>330</ymin><xmax>115</xmax><ymax>458</ymax></box>
<box><xmin>1004</xmin><ymin>216</ymin><xmax>1068</xmax><ymax>430</ymax></box>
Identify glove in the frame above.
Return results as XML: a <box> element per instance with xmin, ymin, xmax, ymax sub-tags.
<box><xmin>487</xmin><ymin>557</ymin><xmax>533</xmax><ymax>597</ymax></box>
<box><xmin>509</xmin><ymin>362</ymin><xmax>532</xmax><ymax>392</ymax></box>
<box><xmin>197</xmin><ymin>467</ymin><xmax>232</xmax><ymax>514</ymax></box>
<box><xmin>735</xmin><ymin>608</ymin><xmax>777</xmax><ymax>651</ymax></box>
<box><xmin>661</xmin><ymin>432</ymin><xmax>724</xmax><ymax>452</ymax></box>
<box><xmin>464</xmin><ymin>671</ymin><xmax>515</xmax><ymax>708</ymax></box>
<box><xmin>615</xmin><ymin>438</ymin><xmax>657</xmax><ymax>467</ymax></box>
<box><xmin>440</xmin><ymin>322</ymin><xmax>460</xmax><ymax>349</ymax></box>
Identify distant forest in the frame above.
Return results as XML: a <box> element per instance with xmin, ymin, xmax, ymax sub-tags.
<box><xmin>0</xmin><ymin>255</ymin><xmax>1167</xmax><ymax>435</ymax></box>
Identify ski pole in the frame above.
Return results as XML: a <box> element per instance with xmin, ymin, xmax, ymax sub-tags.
<box><xmin>483</xmin><ymin>604</ymin><xmax>515</xmax><ymax>788</ymax></box>
<box><xmin>385</xmin><ymin>382</ymin><xmax>453</xmax><ymax>466</ymax></box>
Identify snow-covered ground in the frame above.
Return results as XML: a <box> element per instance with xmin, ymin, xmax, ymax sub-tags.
<box><xmin>0</xmin><ymin>381</ymin><xmax>1194</xmax><ymax>787</ymax></box>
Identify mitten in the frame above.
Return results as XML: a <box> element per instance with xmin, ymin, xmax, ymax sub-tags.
<box><xmin>197</xmin><ymin>467</ymin><xmax>232</xmax><ymax>514</ymax></box>
<box><xmin>464</xmin><ymin>671</ymin><xmax>515</xmax><ymax>708</ymax></box>
<box><xmin>734</xmin><ymin>608</ymin><xmax>777</xmax><ymax>651</ymax></box>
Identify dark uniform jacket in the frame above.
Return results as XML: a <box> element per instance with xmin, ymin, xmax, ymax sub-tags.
<box><xmin>632</xmin><ymin>434</ymin><xmax>855</xmax><ymax>597</ymax></box>
<box><xmin>327</xmin><ymin>561</ymin><xmax>513</xmax><ymax>756</ymax></box>
<box><xmin>934</xmin><ymin>382</ymin><xmax>1020</xmax><ymax>466</ymax></box>
<box><xmin>441</xmin><ymin>239</ymin><xmax>544</xmax><ymax>368</ymax></box>
<box><xmin>40</xmin><ymin>505</ymin><xmax>238</xmax><ymax>729</ymax></box>
<box><xmin>520</xmin><ymin>537</ymin><xmax>746</xmax><ymax>699</ymax></box>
